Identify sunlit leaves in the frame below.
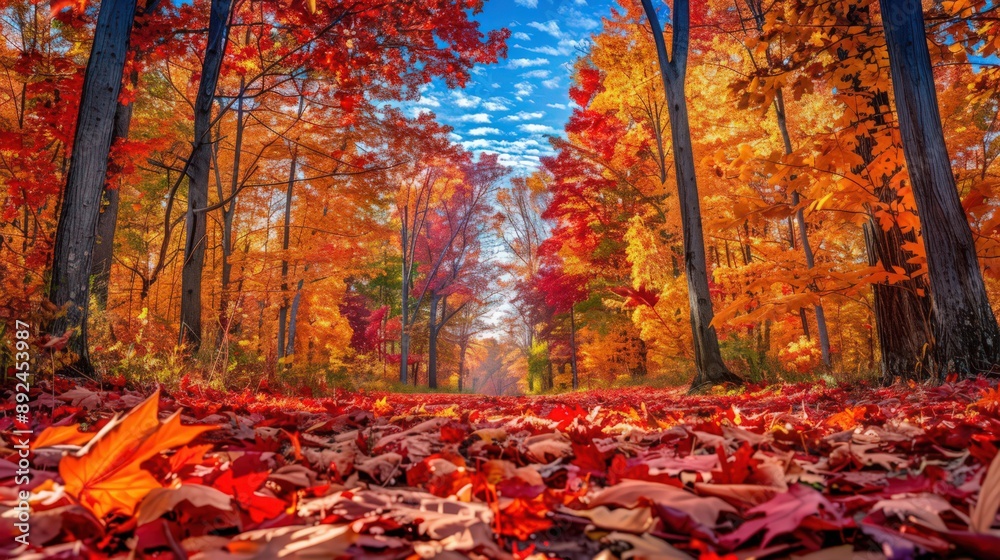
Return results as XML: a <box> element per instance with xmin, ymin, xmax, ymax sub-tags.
<box><xmin>59</xmin><ymin>391</ymin><xmax>214</xmax><ymax>518</ymax></box>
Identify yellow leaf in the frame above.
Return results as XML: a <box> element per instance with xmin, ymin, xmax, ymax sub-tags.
<box><xmin>434</xmin><ymin>405</ymin><xmax>459</xmax><ymax>418</ymax></box>
<box><xmin>814</xmin><ymin>192</ymin><xmax>834</xmax><ymax>212</ymax></box>
<box><xmin>373</xmin><ymin>396</ymin><xmax>391</xmax><ymax>416</ymax></box>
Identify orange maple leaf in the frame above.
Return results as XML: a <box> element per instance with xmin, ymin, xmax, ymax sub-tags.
<box><xmin>825</xmin><ymin>406</ymin><xmax>866</xmax><ymax>431</ymax></box>
<box><xmin>973</xmin><ymin>387</ymin><xmax>1000</xmax><ymax>413</ymax></box>
<box><xmin>59</xmin><ymin>390</ymin><xmax>215</xmax><ymax>519</ymax></box>
<box><xmin>34</xmin><ymin>424</ymin><xmax>97</xmax><ymax>448</ymax></box>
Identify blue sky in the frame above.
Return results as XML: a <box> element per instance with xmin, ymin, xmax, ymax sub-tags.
<box><xmin>402</xmin><ymin>0</ymin><xmax>614</xmax><ymax>173</ymax></box>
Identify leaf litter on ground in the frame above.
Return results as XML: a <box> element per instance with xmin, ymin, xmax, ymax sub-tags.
<box><xmin>2</xmin><ymin>376</ymin><xmax>1000</xmax><ymax>559</ymax></box>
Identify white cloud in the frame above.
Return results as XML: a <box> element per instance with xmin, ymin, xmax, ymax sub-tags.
<box><xmin>558</xmin><ymin>6</ymin><xmax>600</xmax><ymax>30</ymax></box>
<box><xmin>497</xmin><ymin>153</ymin><xmax>542</xmax><ymax>170</ymax></box>
<box><xmin>452</xmin><ymin>91</ymin><xmax>481</xmax><ymax>108</ymax></box>
<box><xmin>503</xmin><ymin>111</ymin><xmax>545</xmax><ymax>121</ymax></box>
<box><xmin>547</xmin><ymin>103</ymin><xmax>568</xmax><ymax>110</ymax></box>
<box><xmin>513</xmin><ymin>81</ymin><xmax>535</xmax><ymax>99</ymax></box>
<box><xmin>512</xmin><ymin>31</ymin><xmax>531</xmax><ymax>41</ymax></box>
<box><xmin>522</xmin><ymin>38</ymin><xmax>589</xmax><ymax>57</ymax></box>
<box><xmin>514</xmin><ymin>0</ymin><xmax>537</xmax><ymax>7</ymax></box>
<box><xmin>461</xmin><ymin>139</ymin><xmax>493</xmax><ymax>150</ymax></box>
<box><xmin>416</xmin><ymin>95</ymin><xmax>441</xmax><ymax>107</ymax></box>
<box><xmin>482</xmin><ymin>97</ymin><xmax>511</xmax><ymax>111</ymax></box>
<box><xmin>521</xmin><ymin>69</ymin><xmax>550</xmax><ymax>79</ymax></box>
<box><xmin>519</xmin><ymin>123</ymin><xmax>558</xmax><ymax>134</ymax></box>
<box><xmin>457</xmin><ymin>113</ymin><xmax>491</xmax><ymax>123</ymax></box>
<box><xmin>527</xmin><ymin>21</ymin><xmax>563</xmax><ymax>39</ymax></box>
<box><xmin>541</xmin><ymin>77</ymin><xmax>561</xmax><ymax>89</ymax></box>
<box><xmin>521</xmin><ymin>45</ymin><xmax>561</xmax><ymax>57</ymax></box>
<box><xmin>467</xmin><ymin>127</ymin><xmax>502</xmax><ymax>136</ymax></box>
<box><xmin>409</xmin><ymin>107</ymin><xmax>433</xmax><ymax>118</ymax></box>
<box><xmin>508</xmin><ymin>57</ymin><xmax>549</xmax><ymax>69</ymax></box>
<box><xmin>457</xmin><ymin>137</ymin><xmax>552</xmax><ymax>170</ymax></box>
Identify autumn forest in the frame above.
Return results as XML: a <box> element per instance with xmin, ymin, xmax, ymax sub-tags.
<box><xmin>7</xmin><ymin>0</ymin><xmax>1000</xmax><ymax>558</ymax></box>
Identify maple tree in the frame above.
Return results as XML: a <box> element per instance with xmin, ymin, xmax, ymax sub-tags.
<box><xmin>47</xmin><ymin>0</ymin><xmax>136</xmax><ymax>374</ymax></box>
<box><xmin>408</xmin><ymin>154</ymin><xmax>505</xmax><ymax>388</ymax></box>
<box><xmin>176</xmin><ymin>0</ymin><xmax>232</xmax><ymax>352</ymax></box>
<box><xmin>881</xmin><ymin>0</ymin><xmax>1000</xmax><ymax>376</ymax></box>
<box><xmin>740</xmin><ymin>0</ymin><xmax>934</xmax><ymax>381</ymax></box>
<box><xmin>642</xmin><ymin>0</ymin><xmax>743</xmax><ymax>390</ymax></box>
<box><xmin>175</xmin><ymin>0</ymin><xmax>510</xmax><ymax>353</ymax></box>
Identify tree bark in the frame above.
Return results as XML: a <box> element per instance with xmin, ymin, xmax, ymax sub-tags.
<box><xmin>863</xmin><ymin>213</ymin><xmax>933</xmax><ymax>381</ymax></box>
<box><xmin>457</xmin><ymin>338</ymin><xmax>468</xmax><ymax>392</ymax></box>
<box><xmin>427</xmin><ymin>291</ymin><xmax>439</xmax><ymax>389</ymax></box>
<box><xmin>277</xmin><ymin>148</ymin><xmax>298</xmax><ymax>362</ymax></box>
<box><xmin>218</xmin><ymin>87</ymin><xmax>245</xmax><ymax>346</ymax></box>
<box><xmin>641</xmin><ymin>0</ymin><xmax>741</xmax><ymax>390</ymax></box>
<box><xmin>775</xmin><ymin>93</ymin><xmax>831</xmax><ymax>367</ymax></box>
<box><xmin>179</xmin><ymin>0</ymin><xmax>233</xmax><ymax>351</ymax></box>
<box><xmin>569</xmin><ymin>306</ymin><xmax>579</xmax><ymax>390</ymax></box>
<box><xmin>841</xmin><ymin>2</ymin><xmax>933</xmax><ymax>382</ymax></box>
<box><xmin>744</xmin><ymin>0</ymin><xmax>829</xmax><ymax>359</ymax></box>
<box><xmin>880</xmin><ymin>0</ymin><xmax>1000</xmax><ymax>377</ymax></box>
<box><xmin>286</xmin><ymin>278</ymin><xmax>304</xmax><ymax>357</ymax></box>
<box><xmin>400</xmin><ymin>215</ymin><xmax>411</xmax><ymax>384</ymax></box>
<box><xmin>91</xmin><ymin>89</ymin><xmax>134</xmax><ymax>310</ymax></box>
<box><xmin>634</xmin><ymin>336</ymin><xmax>648</xmax><ymax>378</ymax></box>
<box><xmin>789</xmin><ymin>190</ymin><xmax>833</xmax><ymax>365</ymax></box>
<box><xmin>48</xmin><ymin>0</ymin><xmax>137</xmax><ymax>373</ymax></box>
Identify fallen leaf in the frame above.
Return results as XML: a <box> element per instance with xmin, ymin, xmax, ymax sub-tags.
<box><xmin>971</xmin><ymin>450</ymin><xmax>1000</xmax><ymax>533</ymax></box>
<box><xmin>589</xmin><ymin>479</ymin><xmax>735</xmax><ymax>527</ymax></box>
<box><xmin>59</xmin><ymin>391</ymin><xmax>215</xmax><ymax>518</ymax></box>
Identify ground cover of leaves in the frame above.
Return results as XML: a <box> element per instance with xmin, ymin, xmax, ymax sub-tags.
<box><xmin>4</xmin><ymin>377</ymin><xmax>1000</xmax><ymax>559</ymax></box>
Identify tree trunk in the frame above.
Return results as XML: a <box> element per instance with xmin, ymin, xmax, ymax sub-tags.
<box><xmin>821</xmin><ymin>3</ymin><xmax>931</xmax><ymax>381</ymax></box>
<box><xmin>457</xmin><ymin>338</ymin><xmax>468</xmax><ymax>392</ymax></box>
<box><xmin>428</xmin><ymin>291</ymin><xmax>439</xmax><ymax>389</ymax></box>
<box><xmin>790</xmin><ymin>191</ymin><xmax>833</xmax><ymax>365</ymax></box>
<box><xmin>569</xmin><ymin>306</ymin><xmax>579</xmax><ymax>390</ymax></box>
<box><xmin>218</xmin><ymin>87</ymin><xmax>245</xmax><ymax>347</ymax></box>
<box><xmin>91</xmin><ymin>87</ymin><xmax>135</xmax><ymax>310</ymax></box>
<box><xmin>641</xmin><ymin>0</ymin><xmax>741</xmax><ymax>391</ymax></box>
<box><xmin>48</xmin><ymin>0</ymin><xmax>137</xmax><ymax>373</ymax></box>
<box><xmin>179</xmin><ymin>0</ymin><xmax>233</xmax><ymax>351</ymax></box>
<box><xmin>744</xmin><ymin>0</ymin><xmax>831</xmax><ymax>365</ymax></box>
<box><xmin>286</xmin><ymin>278</ymin><xmax>304</xmax><ymax>357</ymax></box>
<box><xmin>863</xmin><ymin>216</ymin><xmax>932</xmax><ymax>381</ymax></box>
<box><xmin>91</xmin><ymin>0</ymin><xmax>165</xmax><ymax>311</ymax></box>
<box><xmin>277</xmin><ymin>148</ymin><xmax>298</xmax><ymax>362</ymax></box>
<box><xmin>880</xmin><ymin>0</ymin><xmax>1000</xmax><ymax>377</ymax></box>
<box><xmin>634</xmin><ymin>336</ymin><xmax>648</xmax><ymax>378</ymax></box>
<box><xmin>400</xmin><ymin>216</ymin><xmax>410</xmax><ymax>384</ymax></box>
<box><xmin>775</xmin><ymin>93</ymin><xmax>831</xmax><ymax>366</ymax></box>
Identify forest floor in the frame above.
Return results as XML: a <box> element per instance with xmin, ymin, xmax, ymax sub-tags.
<box><xmin>4</xmin><ymin>376</ymin><xmax>1000</xmax><ymax>559</ymax></box>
